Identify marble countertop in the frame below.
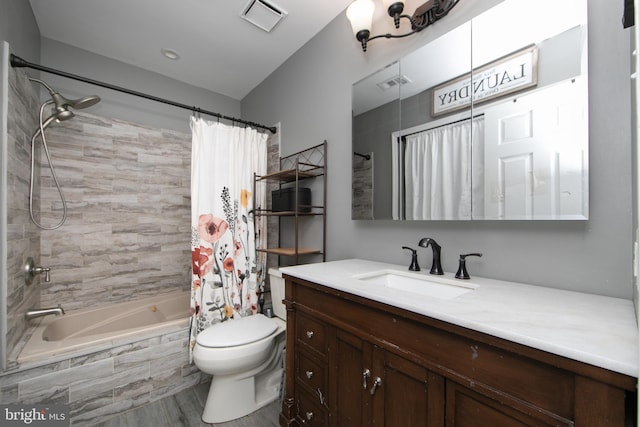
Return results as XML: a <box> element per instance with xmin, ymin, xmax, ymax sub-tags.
<box><xmin>280</xmin><ymin>259</ymin><xmax>639</xmax><ymax>377</ymax></box>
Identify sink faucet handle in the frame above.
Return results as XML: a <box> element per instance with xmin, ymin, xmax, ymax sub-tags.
<box><xmin>455</xmin><ymin>253</ymin><xmax>483</xmax><ymax>280</ymax></box>
<box><xmin>402</xmin><ymin>246</ymin><xmax>420</xmax><ymax>271</ymax></box>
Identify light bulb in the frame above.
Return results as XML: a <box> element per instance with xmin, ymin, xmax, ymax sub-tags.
<box><xmin>346</xmin><ymin>0</ymin><xmax>376</xmax><ymax>37</ymax></box>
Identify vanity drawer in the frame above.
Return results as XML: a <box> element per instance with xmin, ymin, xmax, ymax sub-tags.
<box><xmin>296</xmin><ymin>313</ymin><xmax>328</xmax><ymax>357</ymax></box>
<box><xmin>295</xmin><ymin>350</ymin><xmax>327</xmax><ymax>398</ymax></box>
<box><xmin>296</xmin><ymin>388</ymin><xmax>328</xmax><ymax>426</ymax></box>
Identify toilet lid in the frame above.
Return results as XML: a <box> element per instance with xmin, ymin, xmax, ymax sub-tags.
<box><xmin>196</xmin><ymin>314</ymin><xmax>278</xmax><ymax>348</ymax></box>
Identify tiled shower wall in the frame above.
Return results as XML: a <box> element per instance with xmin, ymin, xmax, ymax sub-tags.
<box><xmin>352</xmin><ymin>153</ymin><xmax>373</xmax><ymax>220</ymax></box>
<box><xmin>37</xmin><ymin>112</ymin><xmax>193</xmax><ymax>310</ymax></box>
<box><xmin>6</xmin><ymin>63</ymin><xmax>41</xmax><ymax>364</ymax></box>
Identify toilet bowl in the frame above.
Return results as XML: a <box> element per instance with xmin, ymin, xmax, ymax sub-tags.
<box><xmin>193</xmin><ymin>268</ymin><xmax>287</xmax><ymax>423</ymax></box>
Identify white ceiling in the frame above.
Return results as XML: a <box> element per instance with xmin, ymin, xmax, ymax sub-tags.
<box><xmin>28</xmin><ymin>0</ymin><xmax>353</xmax><ymax>101</ymax></box>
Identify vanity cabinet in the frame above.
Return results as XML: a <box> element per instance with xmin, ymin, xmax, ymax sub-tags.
<box><xmin>280</xmin><ymin>275</ymin><xmax>636</xmax><ymax>427</ymax></box>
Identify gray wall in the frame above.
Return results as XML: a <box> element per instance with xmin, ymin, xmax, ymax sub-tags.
<box><xmin>38</xmin><ymin>38</ymin><xmax>241</xmax><ymax>134</ymax></box>
<box><xmin>242</xmin><ymin>0</ymin><xmax>634</xmax><ymax>299</ymax></box>
<box><xmin>0</xmin><ymin>0</ymin><xmax>40</xmax><ymax>63</ymax></box>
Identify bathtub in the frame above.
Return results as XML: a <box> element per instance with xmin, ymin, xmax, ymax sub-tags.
<box><xmin>18</xmin><ymin>291</ymin><xmax>190</xmax><ymax>365</ymax></box>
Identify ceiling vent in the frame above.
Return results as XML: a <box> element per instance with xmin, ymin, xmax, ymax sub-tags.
<box><xmin>377</xmin><ymin>75</ymin><xmax>413</xmax><ymax>91</ymax></box>
<box><xmin>240</xmin><ymin>0</ymin><xmax>288</xmax><ymax>33</ymax></box>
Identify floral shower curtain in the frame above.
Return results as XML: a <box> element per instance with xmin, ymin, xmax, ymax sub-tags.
<box><xmin>189</xmin><ymin>117</ymin><xmax>268</xmax><ymax>360</ymax></box>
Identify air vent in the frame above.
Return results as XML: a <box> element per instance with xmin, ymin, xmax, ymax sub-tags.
<box><xmin>377</xmin><ymin>75</ymin><xmax>413</xmax><ymax>91</ymax></box>
<box><xmin>240</xmin><ymin>0</ymin><xmax>288</xmax><ymax>33</ymax></box>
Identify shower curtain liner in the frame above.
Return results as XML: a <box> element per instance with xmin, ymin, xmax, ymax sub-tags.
<box><xmin>400</xmin><ymin>117</ymin><xmax>484</xmax><ymax>220</ymax></box>
<box><xmin>189</xmin><ymin>117</ymin><xmax>268</xmax><ymax>361</ymax></box>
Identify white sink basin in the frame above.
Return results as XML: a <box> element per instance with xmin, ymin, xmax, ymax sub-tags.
<box><xmin>352</xmin><ymin>269</ymin><xmax>478</xmax><ymax>300</ymax></box>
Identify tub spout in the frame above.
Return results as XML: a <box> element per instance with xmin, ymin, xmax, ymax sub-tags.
<box><xmin>26</xmin><ymin>305</ymin><xmax>65</xmax><ymax>320</ymax></box>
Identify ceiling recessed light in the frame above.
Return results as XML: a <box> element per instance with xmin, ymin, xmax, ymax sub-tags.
<box><xmin>161</xmin><ymin>48</ymin><xmax>180</xmax><ymax>60</ymax></box>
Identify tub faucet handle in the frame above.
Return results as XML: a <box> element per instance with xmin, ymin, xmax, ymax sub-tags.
<box><xmin>24</xmin><ymin>257</ymin><xmax>51</xmax><ymax>285</ymax></box>
<box><xmin>34</xmin><ymin>266</ymin><xmax>51</xmax><ymax>282</ymax></box>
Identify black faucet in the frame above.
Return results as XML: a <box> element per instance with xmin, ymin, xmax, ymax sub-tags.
<box><xmin>418</xmin><ymin>238</ymin><xmax>443</xmax><ymax>275</ymax></box>
<box><xmin>455</xmin><ymin>253</ymin><xmax>483</xmax><ymax>279</ymax></box>
<box><xmin>402</xmin><ymin>246</ymin><xmax>420</xmax><ymax>271</ymax></box>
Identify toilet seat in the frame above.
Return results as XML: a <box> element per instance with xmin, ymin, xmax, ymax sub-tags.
<box><xmin>196</xmin><ymin>314</ymin><xmax>278</xmax><ymax>348</ymax></box>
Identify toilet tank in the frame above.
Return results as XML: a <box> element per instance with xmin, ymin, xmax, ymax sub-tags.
<box><xmin>269</xmin><ymin>268</ymin><xmax>286</xmax><ymax>320</ymax></box>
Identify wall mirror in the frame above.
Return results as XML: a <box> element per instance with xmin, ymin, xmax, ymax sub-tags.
<box><xmin>352</xmin><ymin>0</ymin><xmax>588</xmax><ymax>220</ymax></box>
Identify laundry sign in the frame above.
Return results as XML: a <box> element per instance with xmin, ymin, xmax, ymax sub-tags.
<box><xmin>432</xmin><ymin>45</ymin><xmax>538</xmax><ymax>116</ymax></box>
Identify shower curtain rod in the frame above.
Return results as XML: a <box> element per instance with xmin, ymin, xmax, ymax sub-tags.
<box><xmin>10</xmin><ymin>54</ymin><xmax>277</xmax><ymax>134</ymax></box>
<box><xmin>400</xmin><ymin>113</ymin><xmax>484</xmax><ymax>139</ymax></box>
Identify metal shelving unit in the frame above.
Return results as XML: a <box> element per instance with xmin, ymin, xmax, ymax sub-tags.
<box><xmin>254</xmin><ymin>141</ymin><xmax>327</xmax><ymax>265</ymax></box>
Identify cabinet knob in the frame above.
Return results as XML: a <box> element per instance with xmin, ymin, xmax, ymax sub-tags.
<box><xmin>305</xmin><ymin>411</ymin><xmax>314</xmax><ymax>420</ymax></box>
<box><xmin>306</xmin><ymin>370</ymin><xmax>314</xmax><ymax>379</ymax></box>
<box><xmin>306</xmin><ymin>330</ymin><xmax>314</xmax><ymax>339</ymax></box>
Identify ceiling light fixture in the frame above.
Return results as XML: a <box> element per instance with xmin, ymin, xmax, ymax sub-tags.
<box><xmin>161</xmin><ymin>48</ymin><xmax>180</xmax><ymax>60</ymax></box>
<box><xmin>346</xmin><ymin>0</ymin><xmax>459</xmax><ymax>52</ymax></box>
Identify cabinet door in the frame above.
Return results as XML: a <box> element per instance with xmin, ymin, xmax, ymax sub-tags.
<box><xmin>445</xmin><ymin>380</ymin><xmax>573</xmax><ymax>427</ymax></box>
<box><xmin>332</xmin><ymin>329</ymin><xmax>372</xmax><ymax>426</ymax></box>
<box><xmin>371</xmin><ymin>346</ymin><xmax>445</xmax><ymax>426</ymax></box>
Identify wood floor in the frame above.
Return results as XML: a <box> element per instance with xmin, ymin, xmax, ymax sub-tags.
<box><xmin>91</xmin><ymin>381</ymin><xmax>281</xmax><ymax>427</ymax></box>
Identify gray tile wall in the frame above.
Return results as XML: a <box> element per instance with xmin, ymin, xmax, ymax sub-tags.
<box><xmin>352</xmin><ymin>153</ymin><xmax>373</xmax><ymax>220</ymax></box>
<box><xmin>6</xmin><ymin>64</ymin><xmax>42</xmax><ymax>366</ymax></box>
<box><xmin>0</xmin><ymin>326</ymin><xmax>208</xmax><ymax>425</ymax></box>
<box><xmin>36</xmin><ymin>112</ymin><xmax>193</xmax><ymax>310</ymax></box>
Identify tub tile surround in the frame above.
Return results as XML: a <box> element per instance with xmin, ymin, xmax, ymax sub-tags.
<box><xmin>6</xmin><ymin>63</ymin><xmax>42</xmax><ymax>366</ymax></box>
<box><xmin>0</xmin><ymin>327</ymin><xmax>209</xmax><ymax>425</ymax></box>
<box><xmin>352</xmin><ymin>153</ymin><xmax>373</xmax><ymax>220</ymax></box>
<box><xmin>37</xmin><ymin>112</ymin><xmax>193</xmax><ymax>310</ymax></box>
<box><xmin>3</xmin><ymin>56</ymin><xmax>284</xmax><ymax>424</ymax></box>
<box><xmin>3</xmin><ymin>67</ymin><xmax>283</xmax><ymax>424</ymax></box>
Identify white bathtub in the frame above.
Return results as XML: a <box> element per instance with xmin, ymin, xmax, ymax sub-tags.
<box><xmin>18</xmin><ymin>291</ymin><xmax>190</xmax><ymax>365</ymax></box>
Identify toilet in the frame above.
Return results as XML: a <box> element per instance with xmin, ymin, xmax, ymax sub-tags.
<box><xmin>193</xmin><ymin>268</ymin><xmax>287</xmax><ymax>423</ymax></box>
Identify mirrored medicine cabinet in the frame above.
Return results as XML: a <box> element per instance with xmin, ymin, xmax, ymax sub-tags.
<box><xmin>352</xmin><ymin>0</ymin><xmax>588</xmax><ymax>220</ymax></box>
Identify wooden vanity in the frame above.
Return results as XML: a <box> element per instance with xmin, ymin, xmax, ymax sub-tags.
<box><xmin>279</xmin><ymin>260</ymin><xmax>638</xmax><ymax>427</ymax></box>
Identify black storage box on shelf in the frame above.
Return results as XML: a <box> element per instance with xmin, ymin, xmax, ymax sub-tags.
<box><xmin>272</xmin><ymin>187</ymin><xmax>311</xmax><ymax>212</ymax></box>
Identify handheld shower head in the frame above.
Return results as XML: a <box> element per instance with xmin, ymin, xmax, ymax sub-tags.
<box><xmin>50</xmin><ymin>92</ymin><xmax>101</xmax><ymax>110</ymax></box>
<box><xmin>28</xmin><ymin>76</ymin><xmax>101</xmax><ymax>114</ymax></box>
<box><xmin>26</xmin><ymin>76</ymin><xmax>100</xmax><ymax>230</ymax></box>
<box><xmin>70</xmin><ymin>95</ymin><xmax>101</xmax><ymax>110</ymax></box>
